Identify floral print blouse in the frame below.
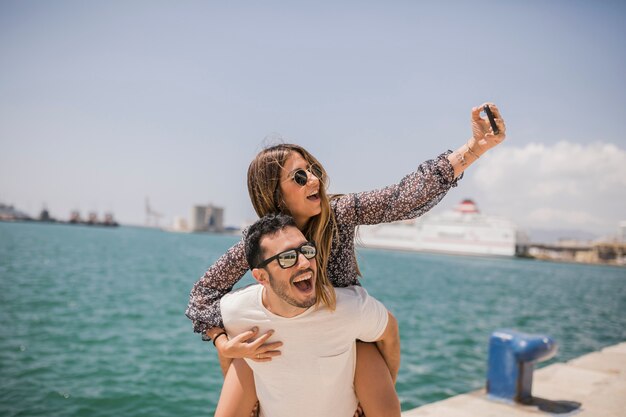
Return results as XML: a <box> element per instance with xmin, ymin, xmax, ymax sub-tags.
<box><xmin>185</xmin><ymin>152</ymin><xmax>460</xmax><ymax>334</ymax></box>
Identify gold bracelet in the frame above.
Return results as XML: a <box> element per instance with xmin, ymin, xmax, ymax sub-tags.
<box><xmin>466</xmin><ymin>143</ymin><xmax>480</xmax><ymax>159</ymax></box>
<box><xmin>455</xmin><ymin>151</ymin><xmax>467</xmax><ymax>166</ymax></box>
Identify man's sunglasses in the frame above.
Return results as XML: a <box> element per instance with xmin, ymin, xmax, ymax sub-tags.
<box><xmin>288</xmin><ymin>164</ymin><xmax>324</xmax><ymax>187</ymax></box>
<box><xmin>255</xmin><ymin>241</ymin><xmax>317</xmax><ymax>269</ymax></box>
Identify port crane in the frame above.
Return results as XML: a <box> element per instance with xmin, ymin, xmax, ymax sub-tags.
<box><xmin>145</xmin><ymin>197</ymin><xmax>163</xmax><ymax>227</ymax></box>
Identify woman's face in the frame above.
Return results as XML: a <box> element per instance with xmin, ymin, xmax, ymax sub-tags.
<box><xmin>279</xmin><ymin>152</ymin><xmax>322</xmax><ymax>229</ymax></box>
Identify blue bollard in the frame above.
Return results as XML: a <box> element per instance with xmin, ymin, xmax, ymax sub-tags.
<box><xmin>487</xmin><ymin>329</ymin><xmax>558</xmax><ymax>402</ymax></box>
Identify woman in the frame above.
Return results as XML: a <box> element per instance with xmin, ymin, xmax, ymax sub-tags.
<box><xmin>186</xmin><ymin>103</ymin><xmax>506</xmax><ymax>416</ymax></box>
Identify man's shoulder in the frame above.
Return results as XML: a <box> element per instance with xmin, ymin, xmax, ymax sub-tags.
<box><xmin>334</xmin><ymin>285</ymin><xmax>372</xmax><ymax>306</ymax></box>
<box><xmin>328</xmin><ymin>285</ymin><xmax>388</xmax><ymax>342</ymax></box>
<box><xmin>222</xmin><ymin>284</ymin><xmax>261</xmax><ymax>307</ymax></box>
<box><xmin>335</xmin><ymin>285</ymin><xmax>369</xmax><ymax>297</ymax></box>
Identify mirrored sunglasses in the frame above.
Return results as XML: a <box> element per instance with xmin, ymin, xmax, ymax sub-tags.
<box><xmin>256</xmin><ymin>241</ymin><xmax>317</xmax><ymax>269</ymax></box>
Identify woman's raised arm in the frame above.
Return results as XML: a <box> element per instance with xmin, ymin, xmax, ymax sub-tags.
<box><xmin>333</xmin><ymin>151</ymin><xmax>460</xmax><ymax>226</ymax></box>
<box><xmin>333</xmin><ymin>103</ymin><xmax>506</xmax><ymax>227</ymax></box>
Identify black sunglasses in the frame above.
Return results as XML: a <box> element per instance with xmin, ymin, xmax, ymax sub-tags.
<box><xmin>288</xmin><ymin>164</ymin><xmax>324</xmax><ymax>187</ymax></box>
<box><xmin>256</xmin><ymin>241</ymin><xmax>317</xmax><ymax>269</ymax></box>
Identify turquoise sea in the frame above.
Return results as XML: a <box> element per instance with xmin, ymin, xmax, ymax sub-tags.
<box><xmin>1</xmin><ymin>221</ymin><xmax>625</xmax><ymax>416</ymax></box>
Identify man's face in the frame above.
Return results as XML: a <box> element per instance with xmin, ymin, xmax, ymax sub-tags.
<box><xmin>257</xmin><ymin>226</ymin><xmax>317</xmax><ymax>316</ymax></box>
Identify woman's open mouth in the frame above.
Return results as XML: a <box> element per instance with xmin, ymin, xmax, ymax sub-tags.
<box><xmin>306</xmin><ymin>191</ymin><xmax>320</xmax><ymax>202</ymax></box>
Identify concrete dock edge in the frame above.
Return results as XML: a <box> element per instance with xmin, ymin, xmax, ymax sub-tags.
<box><xmin>402</xmin><ymin>342</ymin><xmax>626</xmax><ymax>417</ymax></box>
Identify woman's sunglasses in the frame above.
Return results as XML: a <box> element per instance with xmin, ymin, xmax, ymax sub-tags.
<box><xmin>255</xmin><ymin>241</ymin><xmax>317</xmax><ymax>269</ymax></box>
<box><xmin>288</xmin><ymin>164</ymin><xmax>324</xmax><ymax>187</ymax></box>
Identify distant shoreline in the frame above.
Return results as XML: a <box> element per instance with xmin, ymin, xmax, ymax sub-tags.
<box><xmin>0</xmin><ymin>218</ymin><xmax>118</xmax><ymax>228</ymax></box>
<box><xmin>3</xmin><ymin>220</ymin><xmax>623</xmax><ymax>267</ymax></box>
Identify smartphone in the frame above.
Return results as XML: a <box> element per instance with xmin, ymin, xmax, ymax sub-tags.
<box><xmin>483</xmin><ymin>105</ymin><xmax>500</xmax><ymax>135</ymax></box>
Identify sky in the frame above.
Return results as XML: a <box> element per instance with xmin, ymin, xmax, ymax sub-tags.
<box><xmin>1</xmin><ymin>1</ymin><xmax>625</xmax><ymax>238</ymax></box>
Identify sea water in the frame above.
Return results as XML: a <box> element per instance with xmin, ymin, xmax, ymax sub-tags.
<box><xmin>0</xmin><ymin>222</ymin><xmax>624</xmax><ymax>416</ymax></box>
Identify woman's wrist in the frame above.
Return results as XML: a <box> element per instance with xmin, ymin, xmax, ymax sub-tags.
<box><xmin>214</xmin><ymin>333</ymin><xmax>230</xmax><ymax>353</ymax></box>
<box><xmin>206</xmin><ymin>327</ymin><xmax>227</xmax><ymax>343</ymax></box>
<box><xmin>467</xmin><ymin>137</ymin><xmax>486</xmax><ymax>156</ymax></box>
<box><xmin>448</xmin><ymin>139</ymin><xmax>483</xmax><ymax>178</ymax></box>
<box><xmin>212</xmin><ymin>331</ymin><xmax>228</xmax><ymax>346</ymax></box>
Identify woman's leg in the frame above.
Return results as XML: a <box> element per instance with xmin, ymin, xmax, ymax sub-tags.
<box><xmin>354</xmin><ymin>342</ymin><xmax>401</xmax><ymax>417</ymax></box>
<box><xmin>214</xmin><ymin>358</ymin><xmax>258</xmax><ymax>417</ymax></box>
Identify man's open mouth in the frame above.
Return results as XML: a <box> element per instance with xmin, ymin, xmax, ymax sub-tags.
<box><xmin>292</xmin><ymin>272</ymin><xmax>313</xmax><ymax>292</ymax></box>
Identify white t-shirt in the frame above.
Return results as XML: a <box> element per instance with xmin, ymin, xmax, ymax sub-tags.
<box><xmin>221</xmin><ymin>285</ymin><xmax>389</xmax><ymax>417</ymax></box>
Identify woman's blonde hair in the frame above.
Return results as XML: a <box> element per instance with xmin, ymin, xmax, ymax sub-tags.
<box><xmin>247</xmin><ymin>144</ymin><xmax>337</xmax><ymax>310</ymax></box>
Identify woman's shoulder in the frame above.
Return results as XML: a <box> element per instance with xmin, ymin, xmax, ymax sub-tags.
<box><xmin>329</xmin><ymin>193</ymin><xmax>345</xmax><ymax>203</ymax></box>
<box><xmin>329</xmin><ymin>193</ymin><xmax>354</xmax><ymax>213</ymax></box>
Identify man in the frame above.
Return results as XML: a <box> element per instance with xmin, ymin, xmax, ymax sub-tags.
<box><xmin>215</xmin><ymin>213</ymin><xmax>400</xmax><ymax>417</ymax></box>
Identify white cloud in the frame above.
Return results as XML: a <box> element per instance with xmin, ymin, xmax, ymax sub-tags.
<box><xmin>470</xmin><ymin>141</ymin><xmax>626</xmax><ymax>234</ymax></box>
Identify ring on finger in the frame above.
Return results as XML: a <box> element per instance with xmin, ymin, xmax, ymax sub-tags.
<box><xmin>257</xmin><ymin>353</ymin><xmax>261</xmax><ymax>359</ymax></box>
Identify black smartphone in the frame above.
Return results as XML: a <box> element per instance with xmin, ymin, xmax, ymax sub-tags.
<box><xmin>483</xmin><ymin>105</ymin><xmax>499</xmax><ymax>135</ymax></box>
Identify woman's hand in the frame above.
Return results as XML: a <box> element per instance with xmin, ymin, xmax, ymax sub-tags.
<box><xmin>215</xmin><ymin>327</ymin><xmax>283</xmax><ymax>362</ymax></box>
<box><xmin>469</xmin><ymin>102</ymin><xmax>506</xmax><ymax>155</ymax></box>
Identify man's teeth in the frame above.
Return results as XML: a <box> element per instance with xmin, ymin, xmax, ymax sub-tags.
<box><xmin>293</xmin><ymin>273</ymin><xmax>311</xmax><ymax>283</ymax></box>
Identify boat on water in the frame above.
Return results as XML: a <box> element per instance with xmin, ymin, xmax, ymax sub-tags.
<box><xmin>357</xmin><ymin>199</ymin><xmax>518</xmax><ymax>257</ymax></box>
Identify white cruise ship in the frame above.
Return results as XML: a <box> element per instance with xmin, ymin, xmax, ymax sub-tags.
<box><xmin>357</xmin><ymin>199</ymin><xmax>517</xmax><ymax>257</ymax></box>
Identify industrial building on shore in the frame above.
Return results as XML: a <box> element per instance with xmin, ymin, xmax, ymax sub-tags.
<box><xmin>169</xmin><ymin>204</ymin><xmax>225</xmax><ymax>233</ymax></box>
<box><xmin>518</xmin><ymin>221</ymin><xmax>626</xmax><ymax>266</ymax></box>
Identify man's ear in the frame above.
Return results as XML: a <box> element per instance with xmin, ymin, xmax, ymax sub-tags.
<box><xmin>251</xmin><ymin>268</ymin><xmax>269</xmax><ymax>285</ymax></box>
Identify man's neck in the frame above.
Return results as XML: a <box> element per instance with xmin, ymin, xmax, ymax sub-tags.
<box><xmin>261</xmin><ymin>287</ymin><xmax>309</xmax><ymax>318</ymax></box>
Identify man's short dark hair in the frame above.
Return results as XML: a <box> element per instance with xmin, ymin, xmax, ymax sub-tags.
<box><xmin>245</xmin><ymin>213</ymin><xmax>297</xmax><ymax>268</ymax></box>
